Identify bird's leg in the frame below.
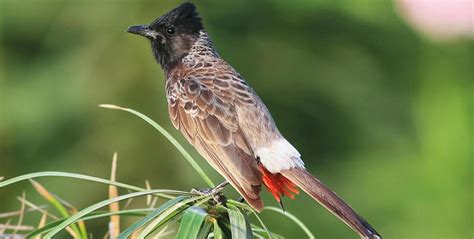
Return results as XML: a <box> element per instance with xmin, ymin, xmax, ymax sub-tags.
<box><xmin>191</xmin><ymin>181</ymin><xmax>229</xmax><ymax>204</ymax></box>
<box><xmin>191</xmin><ymin>181</ymin><xmax>229</xmax><ymax>195</ymax></box>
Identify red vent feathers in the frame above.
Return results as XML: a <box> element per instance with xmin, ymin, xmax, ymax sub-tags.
<box><xmin>259</xmin><ymin>165</ymin><xmax>299</xmax><ymax>202</ymax></box>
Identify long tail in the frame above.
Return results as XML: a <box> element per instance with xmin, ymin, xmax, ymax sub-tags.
<box><xmin>280</xmin><ymin>167</ymin><xmax>381</xmax><ymax>239</ymax></box>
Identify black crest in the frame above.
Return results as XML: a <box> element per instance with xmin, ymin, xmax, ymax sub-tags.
<box><xmin>127</xmin><ymin>2</ymin><xmax>206</xmax><ymax>70</ymax></box>
<box><xmin>150</xmin><ymin>2</ymin><xmax>203</xmax><ymax>34</ymax></box>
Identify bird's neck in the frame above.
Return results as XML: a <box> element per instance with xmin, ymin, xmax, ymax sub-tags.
<box><xmin>189</xmin><ymin>31</ymin><xmax>219</xmax><ymax>58</ymax></box>
<box><xmin>164</xmin><ymin>31</ymin><xmax>219</xmax><ymax>74</ymax></box>
<box><xmin>182</xmin><ymin>32</ymin><xmax>219</xmax><ymax>65</ymax></box>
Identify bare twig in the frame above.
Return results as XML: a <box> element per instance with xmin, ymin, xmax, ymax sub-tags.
<box><xmin>16</xmin><ymin>197</ymin><xmax>59</xmax><ymax>219</ymax></box>
<box><xmin>0</xmin><ymin>223</ymin><xmax>34</xmax><ymax>231</ymax></box>
<box><xmin>145</xmin><ymin>180</ymin><xmax>152</xmax><ymax>206</ymax></box>
<box><xmin>35</xmin><ymin>212</ymin><xmax>48</xmax><ymax>239</ymax></box>
<box><xmin>0</xmin><ymin>205</ymin><xmax>49</xmax><ymax>219</ymax></box>
<box><xmin>0</xmin><ymin>220</ymin><xmax>11</xmax><ymax>235</ymax></box>
<box><xmin>13</xmin><ymin>192</ymin><xmax>26</xmax><ymax>235</ymax></box>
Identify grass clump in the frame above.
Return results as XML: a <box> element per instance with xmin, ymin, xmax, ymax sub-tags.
<box><xmin>0</xmin><ymin>105</ymin><xmax>314</xmax><ymax>238</ymax></box>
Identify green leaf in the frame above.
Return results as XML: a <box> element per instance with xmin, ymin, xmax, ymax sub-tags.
<box><xmin>137</xmin><ymin>195</ymin><xmax>209</xmax><ymax>238</ymax></box>
<box><xmin>30</xmin><ymin>180</ymin><xmax>85</xmax><ymax>239</ymax></box>
<box><xmin>118</xmin><ymin>196</ymin><xmax>189</xmax><ymax>239</ymax></box>
<box><xmin>211</xmin><ymin>218</ymin><xmax>224</xmax><ymax>239</ymax></box>
<box><xmin>26</xmin><ymin>209</ymin><xmax>153</xmax><ymax>238</ymax></box>
<box><xmin>249</xmin><ymin>208</ymin><xmax>273</xmax><ymax>239</ymax></box>
<box><xmin>0</xmin><ymin>171</ymin><xmax>176</xmax><ymax>200</ymax></box>
<box><xmin>42</xmin><ymin>189</ymin><xmax>183</xmax><ymax>238</ymax></box>
<box><xmin>99</xmin><ymin>104</ymin><xmax>215</xmax><ymax>187</ymax></box>
<box><xmin>197</xmin><ymin>218</ymin><xmax>213</xmax><ymax>239</ymax></box>
<box><xmin>176</xmin><ymin>206</ymin><xmax>209</xmax><ymax>239</ymax></box>
<box><xmin>264</xmin><ymin>206</ymin><xmax>315</xmax><ymax>239</ymax></box>
<box><xmin>26</xmin><ymin>219</ymin><xmax>63</xmax><ymax>239</ymax></box>
<box><xmin>251</xmin><ymin>226</ymin><xmax>285</xmax><ymax>239</ymax></box>
<box><xmin>227</xmin><ymin>204</ymin><xmax>252</xmax><ymax>239</ymax></box>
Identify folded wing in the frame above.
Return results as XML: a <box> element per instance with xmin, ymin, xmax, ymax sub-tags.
<box><xmin>166</xmin><ymin>65</ymin><xmax>264</xmax><ymax>210</ymax></box>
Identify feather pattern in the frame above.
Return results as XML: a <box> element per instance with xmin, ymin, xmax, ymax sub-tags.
<box><xmin>129</xmin><ymin>3</ymin><xmax>381</xmax><ymax>237</ymax></box>
<box><xmin>281</xmin><ymin>168</ymin><xmax>381</xmax><ymax>239</ymax></box>
<box><xmin>164</xmin><ymin>31</ymin><xmax>379</xmax><ymax>238</ymax></box>
<box><xmin>166</xmin><ymin>32</ymin><xmax>266</xmax><ymax>209</ymax></box>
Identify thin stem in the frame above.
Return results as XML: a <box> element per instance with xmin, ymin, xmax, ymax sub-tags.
<box><xmin>99</xmin><ymin>104</ymin><xmax>215</xmax><ymax>187</ymax></box>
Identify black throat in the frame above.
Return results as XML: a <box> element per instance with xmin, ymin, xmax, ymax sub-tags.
<box><xmin>151</xmin><ymin>34</ymin><xmax>199</xmax><ymax>71</ymax></box>
<box><xmin>151</xmin><ymin>40</ymin><xmax>173</xmax><ymax>71</ymax></box>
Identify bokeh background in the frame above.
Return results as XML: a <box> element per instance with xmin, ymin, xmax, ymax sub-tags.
<box><xmin>0</xmin><ymin>0</ymin><xmax>472</xmax><ymax>238</ymax></box>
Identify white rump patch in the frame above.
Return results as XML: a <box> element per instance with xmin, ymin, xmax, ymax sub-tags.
<box><xmin>256</xmin><ymin>138</ymin><xmax>305</xmax><ymax>173</ymax></box>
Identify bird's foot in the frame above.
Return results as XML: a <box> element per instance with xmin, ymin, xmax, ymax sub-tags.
<box><xmin>191</xmin><ymin>181</ymin><xmax>229</xmax><ymax>205</ymax></box>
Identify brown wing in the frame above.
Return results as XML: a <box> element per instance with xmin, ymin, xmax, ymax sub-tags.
<box><xmin>166</xmin><ymin>65</ymin><xmax>263</xmax><ymax>210</ymax></box>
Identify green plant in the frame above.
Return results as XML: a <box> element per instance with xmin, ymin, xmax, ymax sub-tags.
<box><xmin>0</xmin><ymin>105</ymin><xmax>314</xmax><ymax>238</ymax></box>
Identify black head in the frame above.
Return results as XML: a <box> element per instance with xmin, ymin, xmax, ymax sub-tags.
<box><xmin>126</xmin><ymin>2</ymin><xmax>203</xmax><ymax>69</ymax></box>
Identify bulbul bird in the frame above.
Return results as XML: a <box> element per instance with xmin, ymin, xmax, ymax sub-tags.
<box><xmin>126</xmin><ymin>2</ymin><xmax>381</xmax><ymax>239</ymax></box>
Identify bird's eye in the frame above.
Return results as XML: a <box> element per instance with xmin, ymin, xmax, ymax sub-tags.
<box><xmin>166</xmin><ymin>27</ymin><xmax>176</xmax><ymax>35</ymax></box>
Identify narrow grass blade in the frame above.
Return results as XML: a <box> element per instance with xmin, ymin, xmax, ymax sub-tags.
<box><xmin>0</xmin><ymin>207</ymin><xmax>39</xmax><ymax>219</ymax></box>
<box><xmin>227</xmin><ymin>204</ymin><xmax>252</xmax><ymax>239</ymax></box>
<box><xmin>196</xmin><ymin>218</ymin><xmax>212</xmax><ymax>239</ymax></box>
<box><xmin>0</xmin><ymin>223</ymin><xmax>34</xmax><ymax>231</ymax></box>
<box><xmin>0</xmin><ymin>220</ymin><xmax>11</xmax><ymax>235</ymax></box>
<box><xmin>226</xmin><ymin>200</ymin><xmax>273</xmax><ymax>239</ymax></box>
<box><xmin>151</xmin><ymin>224</ymin><xmax>174</xmax><ymax>238</ymax></box>
<box><xmin>264</xmin><ymin>206</ymin><xmax>315</xmax><ymax>239</ymax></box>
<box><xmin>16</xmin><ymin>197</ymin><xmax>59</xmax><ymax>219</ymax></box>
<box><xmin>250</xmin><ymin>210</ymin><xmax>273</xmax><ymax>239</ymax></box>
<box><xmin>26</xmin><ymin>219</ymin><xmax>64</xmax><ymax>238</ymax></box>
<box><xmin>0</xmin><ymin>172</ymin><xmax>176</xmax><ymax>199</ymax></box>
<box><xmin>25</xmin><ymin>209</ymin><xmax>154</xmax><ymax>238</ymax></box>
<box><xmin>211</xmin><ymin>217</ymin><xmax>223</xmax><ymax>239</ymax></box>
<box><xmin>81</xmin><ymin>209</ymin><xmax>152</xmax><ymax>220</ymax></box>
<box><xmin>251</xmin><ymin>226</ymin><xmax>284</xmax><ymax>239</ymax></box>
<box><xmin>35</xmin><ymin>212</ymin><xmax>48</xmax><ymax>239</ymax></box>
<box><xmin>30</xmin><ymin>180</ymin><xmax>81</xmax><ymax>238</ymax></box>
<box><xmin>175</xmin><ymin>206</ymin><xmax>209</xmax><ymax>239</ymax></box>
<box><xmin>70</xmin><ymin>208</ymin><xmax>88</xmax><ymax>239</ymax></box>
<box><xmin>145</xmin><ymin>180</ymin><xmax>152</xmax><ymax>206</ymax></box>
<box><xmin>137</xmin><ymin>196</ymin><xmax>208</xmax><ymax>238</ymax></box>
<box><xmin>253</xmin><ymin>233</ymin><xmax>266</xmax><ymax>239</ymax></box>
<box><xmin>109</xmin><ymin>153</ymin><xmax>120</xmax><ymax>238</ymax></box>
<box><xmin>118</xmin><ymin>196</ymin><xmax>188</xmax><ymax>239</ymax></box>
<box><xmin>42</xmin><ymin>189</ymin><xmax>183</xmax><ymax>238</ymax></box>
<box><xmin>226</xmin><ymin>199</ymin><xmax>254</xmax><ymax>211</ymax></box>
<box><xmin>99</xmin><ymin>104</ymin><xmax>215</xmax><ymax>187</ymax></box>
<box><xmin>0</xmin><ymin>207</ymin><xmax>45</xmax><ymax>219</ymax></box>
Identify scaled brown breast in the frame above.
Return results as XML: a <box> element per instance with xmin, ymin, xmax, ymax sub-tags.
<box><xmin>165</xmin><ymin>59</ymin><xmax>264</xmax><ymax>210</ymax></box>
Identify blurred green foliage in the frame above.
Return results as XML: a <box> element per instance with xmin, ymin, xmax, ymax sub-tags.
<box><xmin>0</xmin><ymin>0</ymin><xmax>471</xmax><ymax>238</ymax></box>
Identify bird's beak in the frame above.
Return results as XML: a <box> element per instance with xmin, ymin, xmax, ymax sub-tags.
<box><xmin>126</xmin><ymin>25</ymin><xmax>158</xmax><ymax>38</ymax></box>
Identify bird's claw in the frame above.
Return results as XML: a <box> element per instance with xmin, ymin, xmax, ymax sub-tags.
<box><xmin>190</xmin><ymin>181</ymin><xmax>229</xmax><ymax>205</ymax></box>
<box><xmin>191</xmin><ymin>188</ymin><xmax>212</xmax><ymax>195</ymax></box>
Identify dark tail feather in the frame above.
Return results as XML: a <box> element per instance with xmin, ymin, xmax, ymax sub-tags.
<box><xmin>281</xmin><ymin>168</ymin><xmax>381</xmax><ymax>239</ymax></box>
